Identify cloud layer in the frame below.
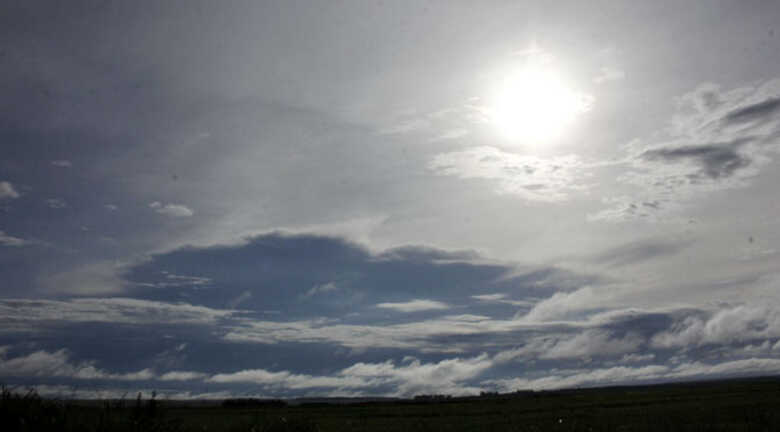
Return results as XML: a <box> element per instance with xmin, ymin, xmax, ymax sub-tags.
<box><xmin>1</xmin><ymin>233</ymin><xmax>779</xmax><ymax>397</ymax></box>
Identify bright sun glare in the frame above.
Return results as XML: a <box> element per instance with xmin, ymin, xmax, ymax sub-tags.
<box><xmin>488</xmin><ymin>61</ymin><xmax>591</xmax><ymax>143</ymax></box>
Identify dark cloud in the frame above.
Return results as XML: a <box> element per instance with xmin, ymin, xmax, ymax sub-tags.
<box><xmin>122</xmin><ymin>232</ymin><xmax>577</xmax><ymax>320</ymax></box>
<box><xmin>640</xmin><ymin>141</ymin><xmax>751</xmax><ymax>180</ymax></box>
<box><xmin>723</xmin><ymin>97</ymin><xmax>780</xmax><ymax>125</ymax></box>
<box><xmin>596</xmin><ymin>79</ymin><xmax>780</xmax><ymax>221</ymax></box>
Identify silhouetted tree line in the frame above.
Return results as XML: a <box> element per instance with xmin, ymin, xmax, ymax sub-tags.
<box><xmin>412</xmin><ymin>394</ymin><xmax>452</xmax><ymax>401</ymax></box>
<box><xmin>221</xmin><ymin>398</ymin><xmax>287</xmax><ymax>408</ymax></box>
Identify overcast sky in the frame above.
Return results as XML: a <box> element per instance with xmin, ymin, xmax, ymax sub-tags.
<box><xmin>2</xmin><ymin>0</ymin><xmax>780</xmax><ymax>399</ymax></box>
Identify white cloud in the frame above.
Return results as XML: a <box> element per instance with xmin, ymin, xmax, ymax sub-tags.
<box><xmin>133</xmin><ymin>271</ymin><xmax>212</xmax><ymax>289</ymax></box>
<box><xmin>516</xmin><ymin>286</ymin><xmax>602</xmax><ymax>323</ymax></box>
<box><xmin>300</xmin><ymin>282</ymin><xmax>339</xmax><ymax>299</ymax></box>
<box><xmin>224</xmin><ymin>314</ymin><xmax>514</xmax><ymax>352</ymax></box>
<box><xmin>41</xmin><ymin>261</ymin><xmax>126</xmax><ymax>295</ymax></box>
<box><xmin>0</xmin><ymin>297</ymin><xmax>236</xmax><ymax>326</ymax></box>
<box><xmin>207</xmin><ymin>346</ymin><xmax>780</xmax><ymax>396</ymax></box>
<box><xmin>494</xmin><ymin>330</ymin><xmax>643</xmax><ymax>363</ymax></box>
<box><xmin>0</xmin><ymin>181</ymin><xmax>20</xmax><ymax>200</ymax></box>
<box><xmin>210</xmin><ymin>354</ymin><xmax>492</xmax><ymax>397</ymax></box>
<box><xmin>209</xmin><ymin>368</ymin><xmax>367</xmax><ymax>390</ymax></box>
<box><xmin>376</xmin><ymin>299</ymin><xmax>450</xmax><ymax>313</ymax></box>
<box><xmin>488</xmin><ymin>364</ymin><xmax>670</xmax><ymax>391</ymax></box>
<box><xmin>0</xmin><ymin>230</ymin><xmax>32</xmax><ymax>247</ymax></box>
<box><xmin>344</xmin><ymin>354</ymin><xmax>492</xmax><ymax>396</ymax></box>
<box><xmin>45</xmin><ymin>198</ymin><xmax>67</xmax><ymax>209</ymax></box>
<box><xmin>471</xmin><ymin>293</ymin><xmax>534</xmax><ymax>307</ymax></box>
<box><xmin>428</xmin><ymin>146</ymin><xmax>588</xmax><ymax>202</ymax></box>
<box><xmin>51</xmin><ymin>160</ymin><xmax>72</xmax><ymax>167</ymax></box>
<box><xmin>159</xmin><ymin>371</ymin><xmax>208</xmax><ymax>381</ymax></box>
<box><xmin>668</xmin><ymin>357</ymin><xmax>780</xmax><ymax>380</ymax></box>
<box><xmin>149</xmin><ymin>201</ymin><xmax>194</xmax><ymax>217</ymax></box>
<box><xmin>472</xmin><ymin>293</ymin><xmax>506</xmax><ymax>301</ymax></box>
<box><xmin>542</xmin><ymin>330</ymin><xmax>642</xmax><ymax>360</ymax></box>
<box><xmin>593</xmin><ymin>66</ymin><xmax>625</xmax><ymax>84</ymax></box>
<box><xmin>0</xmin><ymin>348</ymin><xmax>154</xmax><ymax>381</ymax></box>
<box><xmin>651</xmin><ymin>305</ymin><xmax>780</xmax><ymax>349</ymax></box>
<box><xmin>620</xmin><ymin>353</ymin><xmax>656</xmax><ymax>363</ymax></box>
<box><xmin>104</xmin><ymin>204</ymin><xmax>118</xmax><ymax>211</ymax></box>
<box><xmin>226</xmin><ymin>291</ymin><xmax>253</xmax><ymax>308</ymax></box>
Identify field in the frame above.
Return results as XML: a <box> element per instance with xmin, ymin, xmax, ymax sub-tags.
<box><xmin>4</xmin><ymin>377</ymin><xmax>780</xmax><ymax>431</ymax></box>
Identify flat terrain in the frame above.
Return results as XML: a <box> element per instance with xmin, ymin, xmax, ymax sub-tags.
<box><xmin>5</xmin><ymin>377</ymin><xmax>780</xmax><ymax>431</ymax></box>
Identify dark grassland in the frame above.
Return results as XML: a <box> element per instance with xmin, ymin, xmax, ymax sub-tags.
<box><xmin>4</xmin><ymin>377</ymin><xmax>780</xmax><ymax>431</ymax></box>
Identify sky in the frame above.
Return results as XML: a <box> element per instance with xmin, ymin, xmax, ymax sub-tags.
<box><xmin>1</xmin><ymin>0</ymin><xmax>780</xmax><ymax>399</ymax></box>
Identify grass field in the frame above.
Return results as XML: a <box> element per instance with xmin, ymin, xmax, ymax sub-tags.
<box><xmin>4</xmin><ymin>377</ymin><xmax>780</xmax><ymax>431</ymax></box>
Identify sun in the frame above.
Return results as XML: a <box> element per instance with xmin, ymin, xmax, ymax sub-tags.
<box><xmin>487</xmin><ymin>60</ymin><xmax>591</xmax><ymax>143</ymax></box>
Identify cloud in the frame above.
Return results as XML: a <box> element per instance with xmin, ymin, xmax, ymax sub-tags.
<box><xmin>210</xmin><ymin>354</ymin><xmax>492</xmax><ymax>397</ymax></box>
<box><xmin>50</xmin><ymin>160</ymin><xmax>72</xmax><ymax>167</ymax></box>
<box><xmin>598</xmin><ymin>78</ymin><xmax>780</xmax><ymax>221</ymax></box>
<box><xmin>378</xmin><ymin>106</ymin><xmax>474</xmax><ymax>137</ymax></box>
<box><xmin>488</xmin><ymin>364</ymin><xmax>670</xmax><ymax>391</ymax></box>
<box><xmin>471</xmin><ymin>293</ymin><xmax>533</xmax><ymax>307</ymax></box>
<box><xmin>0</xmin><ymin>349</ymin><xmax>213</xmax><ymax>384</ymax></box>
<box><xmin>342</xmin><ymin>354</ymin><xmax>492</xmax><ymax>396</ymax></box>
<box><xmin>0</xmin><ymin>297</ymin><xmax>236</xmax><ymax>326</ymax></box>
<box><xmin>213</xmin><ymin>324</ymin><xmax>780</xmax><ymax>395</ymax></box>
<box><xmin>209</xmin><ymin>368</ymin><xmax>366</xmax><ymax>391</ymax></box>
<box><xmin>25</xmin><ymin>233</ymin><xmax>780</xmax><ymax>395</ymax></box>
<box><xmin>543</xmin><ymin>330</ymin><xmax>643</xmax><ymax>360</ymax></box>
<box><xmin>149</xmin><ymin>201</ymin><xmax>194</xmax><ymax>217</ymax></box>
<box><xmin>487</xmin><ymin>356</ymin><xmax>780</xmax><ymax>392</ymax></box>
<box><xmin>650</xmin><ymin>305</ymin><xmax>780</xmax><ymax>349</ymax></box>
<box><xmin>378</xmin><ymin>117</ymin><xmax>430</xmax><ymax>135</ymax></box>
<box><xmin>588</xmin><ymin>196</ymin><xmax>675</xmax><ymax>223</ymax></box>
<box><xmin>723</xmin><ymin>97</ymin><xmax>780</xmax><ymax>125</ymax></box>
<box><xmin>516</xmin><ymin>286</ymin><xmax>602</xmax><ymax>323</ymax></box>
<box><xmin>0</xmin><ymin>348</ymin><xmax>154</xmax><ymax>381</ymax></box>
<box><xmin>639</xmin><ymin>140</ymin><xmax>752</xmax><ymax>181</ymax></box>
<box><xmin>590</xmin><ymin>238</ymin><xmax>690</xmax><ymax>268</ymax></box>
<box><xmin>117</xmin><ymin>233</ymin><xmax>597</xmax><ymax>353</ymax></box>
<box><xmin>121</xmin><ymin>232</ymin><xmax>562</xmax><ymax>321</ymax></box>
<box><xmin>224</xmin><ymin>314</ymin><xmax>512</xmax><ymax>352</ymax></box>
<box><xmin>593</xmin><ymin>66</ymin><xmax>625</xmax><ymax>84</ymax></box>
<box><xmin>132</xmin><ymin>271</ymin><xmax>212</xmax><ymax>289</ymax></box>
<box><xmin>0</xmin><ymin>181</ymin><xmax>20</xmax><ymax>200</ymax></box>
<box><xmin>226</xmin><ymin>291</ymin><xmax>253</xmax><ymax>309</ymax></box>
<box><xmin>376</xmin><ymin>299</ymin><xmax>450</xmax><ymax>313</ymax></box>
<box><xmin>495</xmin><ymin>330</ymin><xmax>643</xmax><ymax>363</ymax></box>
<box><xmin>471</xmin><ymin>293</ymin><xmax>506</xmax><ymax>302</ymax></box>
<box><xmin>667</xmin><ymin>357</ymin><xmax>780</xmax><ymax>380</ymax></box>
<box><xmin>104</xmin><ymin>204</ymin><xmax>118</xmax><ymax>211</ymax></box>
<box><xmin>300</xmin><ymin>282</ymin><xmax>339</xmax><ymax>299</ymax></box>
<box><xmin>430</xmin><ymin>128</ymin><xmax>469</xmax><ymax>142</ymax></box>
<box><xmin>159</xmin><ymin>371</ymin><xmax>208</xmax><ymax>381</ymax></box>
<box><xmin>8</xmin><ymin>294</ymin><xmax>780</xmax><ymax>395</ymax></box>
<box><xmin>428</xmin><ymin>146</ymin><xmax>588</xmax><ymax>201</ymax></box>
<box><xmin>45</xmin><ymin>198</ymin><xmax>67</xmax><ymax>209</ymax></box>
<box><xmin>620</xmin><ymin>353</ymin><xmax>656</xmax><ymax>363</ymax></box>
<box><xmin>0</xmin><ymin>230</ymin><xmax>32</xmax><ymax>247</ymax></box>
<box><xmin>41</xmin><ymin>261</ymin><xmax>127</xmax><ymax>295</ymax></box>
